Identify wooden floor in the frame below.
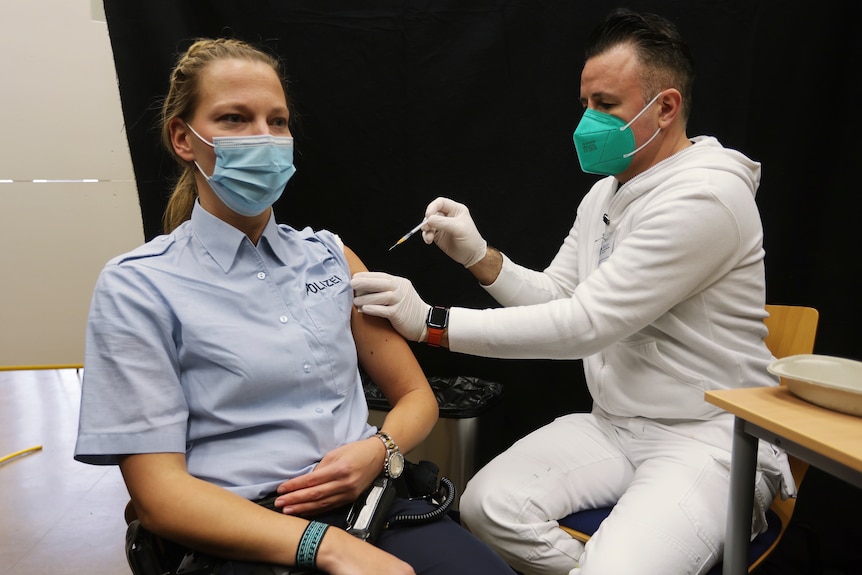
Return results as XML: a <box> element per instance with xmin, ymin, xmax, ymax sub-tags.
<box><xmin>0</xmin><ymin>369</ymin><xmax>129</xmax><ymax>574</ymax></box>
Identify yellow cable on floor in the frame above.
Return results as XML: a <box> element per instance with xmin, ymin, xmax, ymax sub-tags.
<box><xmin>0</xmin><ymin>445</ymin><xmax>43</xmax><ymax>464</ymax></box>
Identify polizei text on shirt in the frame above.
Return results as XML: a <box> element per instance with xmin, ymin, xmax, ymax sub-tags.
<box><xmin>306</xmin><ymin>275</ymin><xmax>344</xmax><ymax>294</ymax></box>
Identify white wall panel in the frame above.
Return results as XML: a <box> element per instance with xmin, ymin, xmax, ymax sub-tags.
<box><xmin>0</xmin><ymin>1</ymin><xmax>143</xmax><ymax>367</ymax></box>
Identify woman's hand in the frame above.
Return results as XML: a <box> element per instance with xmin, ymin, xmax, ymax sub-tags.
<box><xmin>275</xmin><ymin>437</ymin><xmax>384</xmax><ymax>516</ymax></box>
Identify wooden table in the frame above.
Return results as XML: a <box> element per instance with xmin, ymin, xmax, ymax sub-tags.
<box><xmin>705</xmin><ymin>386</ymin><xmax>862</xmax><ymax>575</ymax></box>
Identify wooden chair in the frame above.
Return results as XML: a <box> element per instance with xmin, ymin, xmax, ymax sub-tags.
<box><xmin>558</xmin><ymin>304</ymin><xmax>820</xmax><ymax>574</ymax></box>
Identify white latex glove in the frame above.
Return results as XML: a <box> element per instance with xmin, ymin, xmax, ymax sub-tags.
<box><xmin>421</xmin><ymin>197</ymin><xmax>487</xmax><ymax>268</ymax></box>
<box><xmin>351</xmin><ymin>272</ymin><xmax>430</xmax><ymax>343</ymax></box>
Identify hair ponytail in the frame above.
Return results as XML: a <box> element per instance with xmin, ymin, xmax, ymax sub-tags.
<box><xmin>162</xmin><ymin>170</ymin><xmax>198</xmax><ymax>234</ymax></box>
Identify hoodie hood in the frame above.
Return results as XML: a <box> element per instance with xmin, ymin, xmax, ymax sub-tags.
<box><xmin>631</xmin><ymin>135</ymin><xmax>761</xmax><ymax>197</ymax></box>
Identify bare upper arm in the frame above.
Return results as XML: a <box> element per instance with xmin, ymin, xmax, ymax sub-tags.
<box><xmin>343</xmin><ymin>246</ymin><xmax>428</xmax><ymax>405</ymax></box>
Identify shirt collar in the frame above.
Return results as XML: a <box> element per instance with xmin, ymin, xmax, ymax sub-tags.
<box><xmin>258</xmin><ymin>217</ymin><xmax>291</xmax><ymax>266</ymax></box>
<box><xmin>190</xmin><ymin>202</ymin><xmax>287</xmax><ymax>272</ymax></box>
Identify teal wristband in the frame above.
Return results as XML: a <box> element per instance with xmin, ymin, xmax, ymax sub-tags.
<box><xmin>296</xmin><ymin>520</ymin><xmax>330</xmax><ymax>569</ymax></box>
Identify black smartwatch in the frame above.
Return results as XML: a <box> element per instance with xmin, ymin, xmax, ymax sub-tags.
<box><xmin>426</xmin><ymin>306</ymin><xmax>449</xmax><ymax>347</ymax></box>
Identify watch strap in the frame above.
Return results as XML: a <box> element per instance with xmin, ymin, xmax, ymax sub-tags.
<box><xmin>426</xmin><ymin>306</ymin><xmax>449</xmax><ymax>347</ymax></box>
<box><xmin>374</xmin><ymin>431</ymin><xmax>403</xmax><ymax>478</ymax></box>
<box><xmin>375</xmin><ymin>431</ymin><xmax>398</xmax><ymax>454</ymax></box>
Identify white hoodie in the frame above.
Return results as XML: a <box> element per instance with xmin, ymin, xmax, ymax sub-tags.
<box><xmin>449</xmin><ymin>136</ymin><xmax>776</xmax><ymax>420</ymax></box>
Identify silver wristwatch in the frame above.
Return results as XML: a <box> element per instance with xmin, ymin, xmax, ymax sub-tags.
<box><xmin>374</xmin><ymin>431</ymin><xmax>405</xmax><ymax>479</ymax></box>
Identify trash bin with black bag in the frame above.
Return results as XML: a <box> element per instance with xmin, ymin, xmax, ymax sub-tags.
<box><xmin>363</xmin><ymin>374</ymin><xmax>504</xmax><ymax>511</ymax></box>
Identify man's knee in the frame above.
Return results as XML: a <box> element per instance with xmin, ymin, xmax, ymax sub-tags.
<box><xmin>459</xmin><ymin>467</ymin><xmax>509</xmax><ymax>537</ymax></box>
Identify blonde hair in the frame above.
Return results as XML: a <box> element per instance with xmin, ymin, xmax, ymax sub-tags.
<box><xmin>160</xmin><ymin>38</ymin><xmax>288</xmax><ymax>233</ymax></box>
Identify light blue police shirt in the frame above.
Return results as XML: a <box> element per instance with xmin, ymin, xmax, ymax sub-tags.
<box><xmin>75</xmin><ymin>202</ymin><xmax>375</xmax><ymax>500</ymax></box>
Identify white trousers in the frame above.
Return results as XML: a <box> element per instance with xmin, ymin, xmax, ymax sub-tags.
<box><xmin>460</xmin><ymin>410</ymin><xmax>784</xmax><ymax>575</ymax></box>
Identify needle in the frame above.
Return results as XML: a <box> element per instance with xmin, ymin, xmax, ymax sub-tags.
<box><xmin>388</xmin><ymin>219</ymin><xmax>428</xmax><ymax>251</ymax></box>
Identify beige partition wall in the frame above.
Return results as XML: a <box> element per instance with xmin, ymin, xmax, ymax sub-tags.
<box><xmin>0</xmin><ymin>1</ymin><xmax>144</xmax><ymax>368</ymax></box>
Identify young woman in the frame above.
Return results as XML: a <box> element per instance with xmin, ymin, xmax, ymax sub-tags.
<box><xmin>75</xmin><ymin>38</ymin><xmax>512</xmax><ymax>575</ymax></box>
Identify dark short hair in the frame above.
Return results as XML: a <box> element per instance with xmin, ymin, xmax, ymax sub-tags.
<box><xmin>585</xmin><ymin>8</ymin><xmax>695</xmax><ymax>121</ymax></box>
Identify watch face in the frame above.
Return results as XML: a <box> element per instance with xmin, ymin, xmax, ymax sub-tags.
<box><xmin>427</xmin><ymin>306</ymin><xmax>449</xmax><ymax>329</ymax></box>
<box><xmin>388</xmin><ymin>452</ymin><xmax>405</xmax><ymax>478</ymax></box>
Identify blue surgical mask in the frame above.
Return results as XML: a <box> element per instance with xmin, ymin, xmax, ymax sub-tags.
<box><xmin>572</xmin><ymin>92</ymin><xmax>662</xmax><ymax>176</ymax></box>
<box><xmin>187</xmin><ymin>123</ymin><xmax>296</xmax><ymax>216</ymax></box>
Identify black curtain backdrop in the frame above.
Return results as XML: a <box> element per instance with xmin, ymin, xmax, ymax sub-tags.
<box><xmin>102</xmin><ymin>0</ymin><xmax>861</xmax><ymax>461</ymax></box>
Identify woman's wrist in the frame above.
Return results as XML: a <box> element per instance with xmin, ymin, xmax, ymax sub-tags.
<box><xmin>312</xmin><ymin>523</ymin><xmax>359</xmax><ymax>573</ymax></box>
<box><xmin>368</xmin><ymin>434</ymin><xmax>388</xmax><ymax>469</ymax></box>
<box><xmin>296</xmin><ymin>520</ymin><xmax>330</xmax><ymax>569</ymax></box>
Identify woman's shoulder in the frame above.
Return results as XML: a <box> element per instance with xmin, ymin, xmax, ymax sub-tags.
<box><xmin>275</xmin><ymin>224</ymin><xmax>344</xmax><ymax>252</ymax></box>
<box><xmin>102</xmin><ymin>224</ymin><xmax>195</xmax><ymax>275</ymax></box>
<box><xmin>107</xmin><ymin>235</ymin><xmax>176</xmax><ymax>267</ymax></box>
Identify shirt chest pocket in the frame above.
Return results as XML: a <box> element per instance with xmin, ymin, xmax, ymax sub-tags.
<box><xmin>303</xmin><ymin>280</ymin><xmax>356</xmax><ymax>396</ymax></box>
<box><xmin>304</xmin><ymin>280</ymin><xmax>351</xmax><ymax>330</ymax></box>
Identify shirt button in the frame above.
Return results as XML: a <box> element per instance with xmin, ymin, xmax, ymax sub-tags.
<box><xmin>257</xmin><ymin>272</ymin><xmax>266</xmax><ymax>280</ymax></box>
<box><xmin>315</xmin><ymin>407</ymin><xmax>324</xmax><ymax>414</ymax></box>
<box><xmin>279</xmin><ymin>315</ymin><xmax>289</xmax><ymax>324</ymax></box>
<box><xmin>303</xmin><ymin>362</ymin><xmax>312</xmax><ymax>373</ymax></box>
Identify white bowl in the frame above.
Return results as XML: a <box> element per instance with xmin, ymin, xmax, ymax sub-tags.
<box><xmin>768</xmin><ymin>354</ymin><xmax>862</xmax><ymax>417</ymax></box>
